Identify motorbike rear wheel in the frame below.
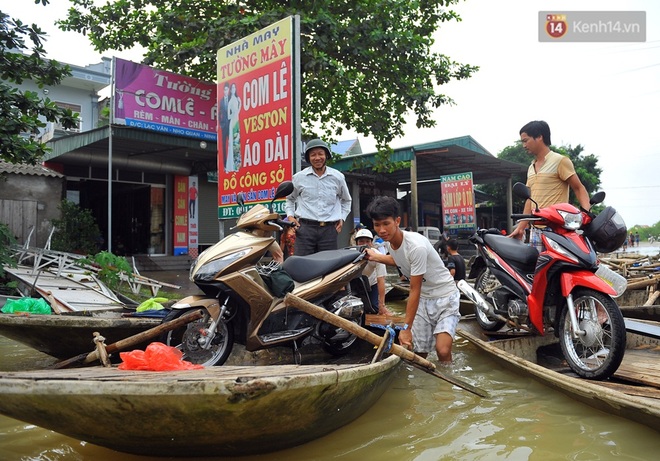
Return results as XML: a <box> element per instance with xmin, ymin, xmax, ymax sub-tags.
<box><xmin>474</xmin><ymin>268</ymin><xmax>505</xmax><ymax>331</ymax></box>
<box><xmin>558</xmin><ymin>288</ymin><xmax>626</xmax><ymax>380</ymax></box>
<box><xmin>161</xmin><ymin>308</ymin><xmax>235</xmax><ymax>366</ymax></box>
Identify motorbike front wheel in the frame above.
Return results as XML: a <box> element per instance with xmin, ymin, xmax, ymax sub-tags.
<box><xmin>558</xmin><ymin>288</ymin><xmax>626</xmax><ymax>380</ymax></box>
<box><xmin>474</xmin><ymin>268</ymin><xmax>505</xmax><ymax>331</ymax></box>
<box><xmin>161</xmin><ymin>308</ymin><xmax>235</xmax><ymax>366</ymax></box>
<box><xmin>319</xmin><ymin>317</ymin><xmax>361</xmax><ymax>356</ymax></box>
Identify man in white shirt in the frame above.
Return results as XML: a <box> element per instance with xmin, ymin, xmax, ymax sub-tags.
<box><xmin>285</xmin><ymin>139</ymin><xmax>352</xmax><ymax>255</ymax></box>
<box><xmin>364</xmin><ymin>196</ymin><xmax>460</xmax><ymax>363</ymax></box>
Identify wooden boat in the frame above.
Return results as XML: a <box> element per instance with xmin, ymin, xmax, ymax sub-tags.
<box><xmin>615</xmin><ymin>285</ymin><xmax>660</xmax><ymax>321</ymax></box>
<box><xmin>619</xmin><ymin>304</ymin><xmax>660</xmax><ymax>322</ymax></box>
<box><xmin>0</xmin><ymin>312</ymin><xmax>162</xmax><ymax>359</ymax></box>
<box><xmin>385</xmin><ymin>281</ymin><xmax>411</xmax><ymax>301</ymax></box>
<box><xmin>457</xmin><ymin>317</ymin><xmax>660</xmax><ymax>431</ymax></box>
<box><xmin>0</xmin><ymin>342</ymin><xmax>401</xmax><ymax>457</ymax></box>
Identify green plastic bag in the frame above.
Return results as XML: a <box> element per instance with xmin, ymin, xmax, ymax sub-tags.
<box><xmin>136</xmin><ymin>297</ymin><xmax>169</xmax><ymax>312</ymax></box>
<box><xmin>1</xmin><ymin>297</ymin><xmax>51</xmax><ymax>315</ymax></box>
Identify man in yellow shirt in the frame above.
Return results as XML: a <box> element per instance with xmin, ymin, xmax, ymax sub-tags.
<box><xmin>509</xmin><ymin>120</ymin><xmax>591</xmax><ymax>250</ymax></box>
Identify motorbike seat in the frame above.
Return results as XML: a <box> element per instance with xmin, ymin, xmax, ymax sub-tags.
<box><xmin>482</xmin><ymin>233</ymin><xmax>539</xmax><ymax>272</ymax></box>
<box><xmin>282</xmin><ymin>249</ymin><xmax>359</xmax><ymax>283</ymax></box>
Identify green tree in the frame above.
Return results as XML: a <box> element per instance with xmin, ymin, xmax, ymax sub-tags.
<box><xmin>557</xmin><ymin>144</ymin><xmax>601</xmax><ymax>196</ymax></box>
<box><xmin>479</xmin><ymin>142</ymin><xmax>603</xmax><ymax>210</ymax></box>
<box><xmin>0</xmin><ymin>1</ymin><xmax>79</xmax><ymax>164</ymax></box>
<box><xmin>59</xmin><ymin>0</ymin><xmax>477</xmax><ymax>158</ymax></box>
<box><xmin>51</xmin><ymin>200</ymin><xmax>102</xmax><ymax>255</ymax></box>
<box><xmin>0</xmin><ymin>223</ymin><xmax>17</xmax><ymax>279</ymax></box>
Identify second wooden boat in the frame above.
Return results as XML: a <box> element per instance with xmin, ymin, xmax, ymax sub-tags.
<box><xmin>457</xmin><ymin>317</ymin><xmax>660</xmax><ymax>431</ymax></box>
<box><xmin>0</xmin><ymin>312</ymin><xmax>161</xmax><ymax>359</ymax></box>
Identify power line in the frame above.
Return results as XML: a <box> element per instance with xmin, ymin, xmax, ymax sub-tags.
<box><xmin>606</xmin><ymin>185</ymin><xmax>660</xmax><ymax>190</ymax></box>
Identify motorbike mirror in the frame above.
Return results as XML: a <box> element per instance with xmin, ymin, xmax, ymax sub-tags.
<box><xmin>512</xmin><ymin>182</ymin><xmax>531</xmax><ymax>200</ymax></box>
<box><xmin>269</xmin><ymin>181</ymin><xmax>294</xmax><ymax>212</ymax></box>
<box><xmin>512</xmin><ymin>182</ymin><xmax>539</xmax><ymax>211</ymax></box>
<box><xmin>590</xmin><ymin>191</ymin><xmax>606</xmax><ymax>205</ymax></box>
<box><xmin>274</xmin><ymin>181</ymin><xmax>294</xmax><ymax>199</ymax></box>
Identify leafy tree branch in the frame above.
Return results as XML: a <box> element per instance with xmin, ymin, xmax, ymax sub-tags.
<box><xmin>0</xmin><ymin>3</ymin><xmax>79</xmax><ymax>164</ymax></box>
<box><xmin>58</xmin><ymin>0</ymin><xmax>477</xmax><ymax>157</ymax></box>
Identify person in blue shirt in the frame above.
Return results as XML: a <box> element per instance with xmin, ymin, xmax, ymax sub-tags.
<box><xmin>285</xmin><ymin>139</ymin><xmax>352</xmax><ymax>255</ymax></box>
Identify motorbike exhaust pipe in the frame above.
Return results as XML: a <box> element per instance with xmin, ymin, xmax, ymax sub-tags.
<box><xmin>457</xmin><ymin>280</ymin><xmax>496</xmax><ymax>317</ymax></box>
<box><xmin>457</xmin><ymin>280</ymin><xmax>529</xmax><ymax>331</ymax></box>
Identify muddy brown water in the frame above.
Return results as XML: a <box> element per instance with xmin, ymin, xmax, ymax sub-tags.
<box><xmin>1</xmin><ymin>296</ymin><xmax>658</xmax><ymax>461</ymax></box>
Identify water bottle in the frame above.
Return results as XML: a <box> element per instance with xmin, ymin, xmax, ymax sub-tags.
<box><xmin>595</xmin><ymin>264</ymin><xmax>627</xmax><ymax>298</ymax></box>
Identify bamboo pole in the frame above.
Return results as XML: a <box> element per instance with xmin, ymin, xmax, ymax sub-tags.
<box><xmin>284</xmin><ymin>293</ymin><xmax>488</xmax><ymax>398</ymax></box>
<box><xmin>644</xmin><ymin>290</ymin><xmax>660</xmax><ymax>306</ymax></box>
<box><xmin>52</xmin><ymin>309</ymin><xmax>204</xmax><ymax>369</ymax></box>
<box><xmin>626</xmin><ymin>278</ymin><xmax>660</xmax><ymax>291</ymax></box>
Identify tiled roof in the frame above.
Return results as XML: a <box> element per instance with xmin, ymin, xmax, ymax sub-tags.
<box><xmin>0</xmin><ymin>161</ymin><xmax>63</xmax><ymax>178</ymax></box>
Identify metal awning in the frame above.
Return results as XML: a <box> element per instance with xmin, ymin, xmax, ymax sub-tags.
<box><xmin>332</xmin><ymin>135</ymin><xmax>528</xmax><ymax>230</ymax></box>
<box><xmin>332</xmin><ymin>135</ymin><xmax>527</xmax><ymax>185</ymax></box>
<box><xmin>44</xmin><ymin>125</ymin><xmax>218</xmax><ymax>175</ymax></box>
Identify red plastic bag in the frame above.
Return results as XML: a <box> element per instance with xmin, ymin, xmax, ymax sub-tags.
<box><xmin>119</xmin><ymin>342</ymin><xmax>204</xmax><ymax>371</ymax></box>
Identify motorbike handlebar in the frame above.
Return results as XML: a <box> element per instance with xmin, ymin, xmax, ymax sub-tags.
<box><xmin>274</xmin><ymin>219</ymin><xmax>296</xmax><ymax>228</ymax></box>
<box><xmin>511</xmin><ymin>214</ymin><xmax>541</xmax><ymax>221</ymax></box>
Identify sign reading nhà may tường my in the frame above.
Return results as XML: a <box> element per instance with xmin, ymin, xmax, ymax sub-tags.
<box><xmin>216</xmin><ymin>16</ymin><xmax>300</xmax><ymax>219</ymax></box>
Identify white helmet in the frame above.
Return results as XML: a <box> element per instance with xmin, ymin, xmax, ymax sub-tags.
<box><xmin>355</xmin><ymin>229</ymin><xmax>373</xmax><ymax>240</ymax></box>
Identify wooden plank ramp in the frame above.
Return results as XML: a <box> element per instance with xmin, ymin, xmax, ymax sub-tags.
<box><xmin>365</xmin><ymin>313</ymin><xmax>406</xmax><ymax>329</ymax></box>
<box><xmin>613</xmin><ymin>347</ymin><xmax>660</xmax><ymax>389</ymax></box>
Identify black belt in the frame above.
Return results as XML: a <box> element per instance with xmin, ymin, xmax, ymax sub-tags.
<box><xmin>299</xmin><ymin>218</ymin><xmax>338</xmax><ymax>227</ymax></box>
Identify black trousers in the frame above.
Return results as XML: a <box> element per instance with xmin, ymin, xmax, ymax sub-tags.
<box><xmin>294</xmin><ymin>223</ymin><xmax>338</xmax><ymax>255</ymax></box>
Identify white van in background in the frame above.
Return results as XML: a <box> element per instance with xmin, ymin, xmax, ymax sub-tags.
<box><xmin>416</xmin><ymin>226</ymin><xmax>442</xmax><ymax>246</ymax></box>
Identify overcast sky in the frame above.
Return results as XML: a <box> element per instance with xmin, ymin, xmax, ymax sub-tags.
<box><xmin>5</xmin><ymin>0</ymin><xmax>659</xmax><ymax>227</ymax></box>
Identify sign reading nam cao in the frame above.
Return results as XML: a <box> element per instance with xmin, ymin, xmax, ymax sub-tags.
<box><xmin>441</xmin><ymin>172</ymin><xmax>476</xmax><ymax>233</ymax></box>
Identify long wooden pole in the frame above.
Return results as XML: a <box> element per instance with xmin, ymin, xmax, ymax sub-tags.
<box><xmin>52</xmin><ymin>309</ymin><xmax>204</xmax><ymax>369</ymax></box>
<box><xmin>284</xmin><ymin>294</ymin><xmax>488</xmax><ymax>398</ymax></box>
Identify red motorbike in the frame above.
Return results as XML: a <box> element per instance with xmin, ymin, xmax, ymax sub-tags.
<box><xmin>458</xmin><ymin>182</ymin><xmax>628</xmax><ymax>380</ymax></box>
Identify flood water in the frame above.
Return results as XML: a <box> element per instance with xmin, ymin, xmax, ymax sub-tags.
<box><xmin>0</xmin><ymin>320</ymin><xmax>657</xmax><ymax>461</ymax></box>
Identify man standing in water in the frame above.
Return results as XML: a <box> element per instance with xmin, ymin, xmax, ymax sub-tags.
<box><xmin>364</xmin><ymin>196</ymin><xmax>460</xmax><ymax>363</ymax></box>
<box><xmin>285</xmin><ymin>139</ymin><xmax>352</xmax><ymax>255</ymax></box>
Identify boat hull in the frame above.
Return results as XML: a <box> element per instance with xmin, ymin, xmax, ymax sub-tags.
<box><xmin>619</xmin><ymin>305</ymin><xmax>660</xmax><ymax>322</ymax></box>
<box><xmin>0</xmin><ymin>313</ymin><xmax>161</xmax><ymax>359</ymax></box>
<box><xmin>0</xmin><ymin>353</ymin><xmax>400</xmax><ymax>456</ymax></box>
<box><xmin>457</xmin><ymin>318</ymin><xmax>660</xmax><ymax>432</ymax></box>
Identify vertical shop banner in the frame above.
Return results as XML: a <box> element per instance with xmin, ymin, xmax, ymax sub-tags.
<box><xmin>441</xmin><ymin>172</ymin><xmax>476</xmax><ymax>234</ymax></box>
<box><xmin>216</xmin><ymin>16</ymin><xmax>299</xmax><ymax>219</ymax></box>
<box><xmin>188</xmin><ymin>176</ymin><xmax>199</xmax><ymax>258</ymax></box>
<box><xmin>113</xmin><ymin>58</ymin><xmax>217</xmax><ymax>141</ymax></box>
<box><xmin>173</xmin><ymin>176</ymin><xmax>189</xmax><ymax>255</ymax></box>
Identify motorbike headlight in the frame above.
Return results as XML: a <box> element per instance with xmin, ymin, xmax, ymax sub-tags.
<box><xmin>557</xmin><ymin>210</ymin><xmax>583</xmax><ymax>230</ymax></box>
<box><xmin>193</xmin><ymin>249</ymin><xmax>251</xmax><ymax>282</ymax></box>
<box><xmin>545</xmin><ymin>238</ymin><xmax>579</xmax><ymax>263</ymax></box>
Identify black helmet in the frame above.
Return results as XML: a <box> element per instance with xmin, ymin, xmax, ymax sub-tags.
<box><xmin>304</xmin><ymin>139</ymin><xmax>331</xmax><ymax>163</ymax></box>
<box><xmin>583</xmin><ymin>206</ymin><xmax>627</xmax><ymax>254</ymax></box>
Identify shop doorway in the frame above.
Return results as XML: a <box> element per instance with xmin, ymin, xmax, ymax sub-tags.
<box><xmin>79</xmin><ymin>180</ymin><xmax>151</xmax><ymax>255</ymax></box>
